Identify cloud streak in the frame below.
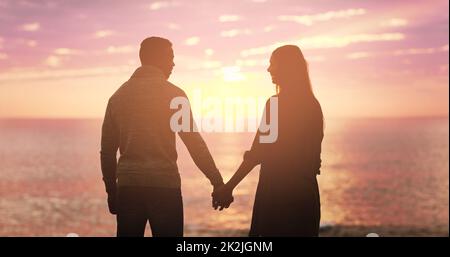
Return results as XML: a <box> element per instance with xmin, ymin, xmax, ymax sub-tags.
<box><xmin>204</xmin><ymin>48</ymin><xmax>214</xmax><ymax>56</ymax></box>
<box><xmin>220</xmin><ymin>29</ymin><xmax>251</xmax><ymax>38</ymax></box>
<box><xmin>278</xmin><ymin>8</ymin><xmax>366</xmax><ymax>26</ymax></box>
<box><xmin>54</xmin><ymin>48</ymin><xmax>83</xmax><ymax>55</ymax></box>
<box><xmin>185</xmin><ymin>36</ymin><xmax>200</xmax><ymax>46</ymax></box>
<box><xmin>44</xmin><ymin>55</ymin><xmax>61</xmax><ymax>67</ymax></box>
<box><xmin>219</xmin><ymin>15</ymin><xmax>241</xmax><ymax>22</ymax></box>
<box><xmin>381</xmin><ymin>18</ymin><xmax>408</xmax><ymax>27</ymax></box>
<box><xmin>0</xmin><ymin>65</ymin><xmax>133</xmax><ymax>82</ymax></box>
<box><xmin>27</xmin><ymin>40</ymin><xmax>37</xmax><ymax>47</ymax></box>
<box><xmin>393</xmin><ymin>44</ymin><xmax>448</xmax><ymax>56</ymax></box>
<box><xmin>149</xmin><ymin>1</ymin><xmax>180</xmax><ymax>11</ymax></box>
<box><xmin>167</xmin><ymin>23</ymin><xmax>180</xmax><ymax>30</ymax></box>
<box><xmin>241</xmin><ymin>33</ymin><xmax>405</xmax><ymax>56</ymax></box>
<box><xmin>347</xmin><ymin>44</ymin><xmax>449</xmax><ymax>60</ymax></box>
<box><xmin>347</xmin><ymin>52</ymin><xmax>373</xmax><ymax>60</ymax></box>
<box><xmin>106</xmin><ymin>45</ymin><xmax>136</xmax><ymax>54</ymax></box>
<box><xmin>94</xmin><ymin>30</ymin><xmax>115</xmax><ymax>38</ymax></box>
<box><xmin>20</xmin><ymin>22</ymin><xmax>40</xmax><ymax>31</ymax></box>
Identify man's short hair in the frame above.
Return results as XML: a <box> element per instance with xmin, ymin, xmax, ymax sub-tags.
<box><xmin>139</xmin><ymin>37</ymin><xmax>172</xmax><ymax>65</ymax></box>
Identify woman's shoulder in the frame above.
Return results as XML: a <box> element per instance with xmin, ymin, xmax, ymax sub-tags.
<box><xmin>261</xmin><ymin>95</ymin><xmax>279</xmax><ymax>110</ymax></box>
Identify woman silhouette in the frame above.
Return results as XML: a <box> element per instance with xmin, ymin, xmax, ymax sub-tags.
<box><xmin>213</xmin><ymin>45</ymin><xmax>324</xmax><ymax>236</ymax></box>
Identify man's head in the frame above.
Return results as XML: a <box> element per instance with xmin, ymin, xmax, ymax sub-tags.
<box><xmin>139</xmin><ymin>37</ymin><xmax>175</xmax><ymax>78</ymax></box>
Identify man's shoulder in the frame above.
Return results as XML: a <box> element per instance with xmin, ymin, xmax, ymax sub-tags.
<box><xmin>165</xmin><ymin>81</ymin><xmax>187</xmax><ymax>98</ymax></box>
<box><xmin>108</xmin><ymin>81</ymin><xmax>129</xmax><ymax>103</ymax></box>
<box><xmin>111</xmin><ymin>81</ymin><xmax>128</xmax><ymax>94</ymax></box>
<box><xmin>108</xmin><ymin>79</ymin><xmax>188</xmax><ymax>105</ymax></box>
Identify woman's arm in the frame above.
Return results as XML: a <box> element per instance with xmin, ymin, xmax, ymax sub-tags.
<box><xmin>226</xmin><ymin>158</ymin><xmax>258</xmax><ymax>190</ymax></box>
<box><xmin>212</xmin><ymin>157</ymin><xmax>259</xmax><ymax>210</ymax></box>
<box><xmin>212</xmin><ymin>98</ymin><xmax>270</xmax><ymax>210</ymax></box>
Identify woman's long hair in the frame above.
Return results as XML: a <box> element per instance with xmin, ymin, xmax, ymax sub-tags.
<box><xmin>272</xmin><ymin>45</ymin><xmax>324</xmax><ymax>128</ymax></box>
<box><xmin>272</xmin><ymin>45</ymin><xmax>314</xmax><ymax>98</ymax></box>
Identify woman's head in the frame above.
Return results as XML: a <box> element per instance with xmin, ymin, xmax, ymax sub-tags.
<box><xmin>267</xmin><ymin>45</ymin><xmax>313</xmax><ymax>97</ymax></box>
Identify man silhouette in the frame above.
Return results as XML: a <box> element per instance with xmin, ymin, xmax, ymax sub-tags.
<box><xmin>100</xmin><ymin>36</ymin><xmax>227</xmax><ymax>237</ymax></box>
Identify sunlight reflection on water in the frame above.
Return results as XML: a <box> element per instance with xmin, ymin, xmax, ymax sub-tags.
<box><xmin>0</xmin><ymin>118</ymin><xmax>448</xmax><ymax>236</ymax></box>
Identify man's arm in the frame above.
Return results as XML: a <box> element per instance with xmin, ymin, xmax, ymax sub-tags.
<box><xmin>178</xmin><ymin>131</ymin><xmax>224</xmax><ymax>187</ymax></box>
<box><xmin>177</xmin><ymin>102</ymin><xmax>224</xmax><ymax>187</ymax></box>
<box><xmin>100</xmin><ymin>99</ymin><xmax>119</xmax><ymax>195</ymax></box>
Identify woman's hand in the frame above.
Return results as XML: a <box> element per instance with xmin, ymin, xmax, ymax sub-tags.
<box><xmin>211</xmin><ymin>158</ymin><xmax>258</xmax><ymax>211</ymax></box>
<box><xmin>212</xmin><ymin>183</ymin><xmax>234</xmax><ymax>211</ymax></box>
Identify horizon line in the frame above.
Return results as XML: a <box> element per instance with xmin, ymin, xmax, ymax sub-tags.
<box><xmin>0</xmin><ymin>115</ymin><xmax>448</xmax><ymax>121</ymax></box>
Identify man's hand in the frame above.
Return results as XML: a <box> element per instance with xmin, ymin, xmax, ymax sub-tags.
<box><xmin>106</xmin><ymin>187</ymin><xmax>118</xmax><ymax>215</ymax></box>
<box><xmin>212</xmin><ymin>183</ymin><xmax>234</xmax><ymax>211</ymax></box>
<box><xmin>212</xmin><ymin>182</ymin><xmax>224</xmax><ymax>210</ymax></box>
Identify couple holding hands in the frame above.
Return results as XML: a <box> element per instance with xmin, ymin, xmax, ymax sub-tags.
<box><xmin>100</xmin><ymin>36</ymin><xmax>324</xmax><ymax>237</ymax></box>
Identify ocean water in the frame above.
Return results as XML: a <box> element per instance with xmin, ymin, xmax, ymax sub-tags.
<box><xmin>0</xmin><ymin>117</ymin><xmax>448</xmax><ymax>236</ymax></box>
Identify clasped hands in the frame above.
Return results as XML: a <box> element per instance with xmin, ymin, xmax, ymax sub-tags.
<box><xmin>106</xmin><ymin>182</ymin><xmax>235</xmax><ymax>215</ymax></box>
<box><xmin>212</xmin><ymin>182</ymin><xmax>234</xmax><ymax>211</ymax></box>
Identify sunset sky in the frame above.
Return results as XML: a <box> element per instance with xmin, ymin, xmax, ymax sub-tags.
<box><xmin>0</xmin><ymin>0</ymin><xmax>448</xmax><ymax>119</ymax></box>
